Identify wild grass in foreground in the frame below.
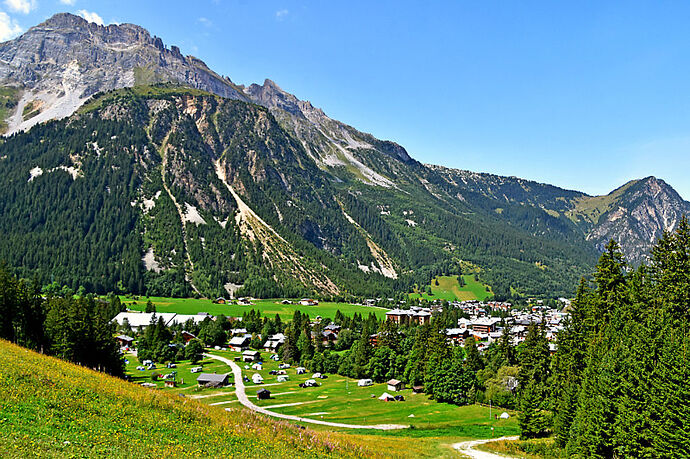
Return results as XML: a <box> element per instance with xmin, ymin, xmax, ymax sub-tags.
<box><xmin>0</xmin><ymin>340</ymin><xmax>378</xmax><ymax>458</ymax></box>
<box><xmin>478</xmin><ymin>436</ymin><xmax>565</xmax><ymax>458</ymax></box>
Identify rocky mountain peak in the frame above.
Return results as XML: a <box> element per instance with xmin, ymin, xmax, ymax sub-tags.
<box><xmin>0</xmin><ymin>13</ymin><xmax>246</xmax><ymax>134</ymax></box>
<box><xmin>579</xmin><ymin>176</ymin><xmax>690</xmax><ymax>263</ymax></box>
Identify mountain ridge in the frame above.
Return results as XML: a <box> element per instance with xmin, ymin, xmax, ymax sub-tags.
<box><xmin>0</xmin><ymin>13</ymin><xmax>687</xmax><ymax>297</ymax></box>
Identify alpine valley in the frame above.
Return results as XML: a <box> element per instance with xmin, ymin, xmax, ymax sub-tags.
<box><xmin>0</xmin><ymin>13</ymin><xmax>688</xmax><ymax>300</ymax></box>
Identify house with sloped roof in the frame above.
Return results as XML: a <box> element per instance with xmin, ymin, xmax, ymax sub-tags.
<box><xmin>196</xmin><ymin>373</ymin><xmax>229</xmax><ymax>387</ymax></box>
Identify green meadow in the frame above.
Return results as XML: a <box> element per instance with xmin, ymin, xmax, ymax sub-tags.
<box><xmin>0</xmin><ymin>340</ymin><xmax>375</xmax><ymax>458</ymax></box>
<box><xmin>121</xmin><ymin>296</ymin><xmax>387</xmax><ymax>320</ymax></box>
<box><xmin>409</xmin><ymin>275</ymin><xmax>493</xmax><ymax>302</ymax></box>
<box><xmin>127</xmin><ymin>348</ymin><xmax>518</xmax><ymax>456</ymax></box>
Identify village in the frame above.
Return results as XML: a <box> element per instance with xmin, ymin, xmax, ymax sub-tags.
<box><xmin>110</xmin><ymin>295</ymin><xmax>566</xmax><ymax>435</ymax></box>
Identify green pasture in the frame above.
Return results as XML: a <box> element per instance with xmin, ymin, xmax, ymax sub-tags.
<box><xmin>409</xmin><ymin>275</ymin><xmax>493</xmax><ymax>302</ymax></box>
<box><xmin>206</xmin><ymin>349</ymin><xmax>517</xmax><ymax>436</ymax></box>
<box><xmin>121</xmin><ymin>296</ymin><xmax>387</xmax><ymax>320</ymax></box>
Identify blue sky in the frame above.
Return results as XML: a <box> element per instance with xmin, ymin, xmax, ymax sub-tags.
<box><xmin>2</xmin><ymin>1</ymin><xmax>690</xmax><ymax>199</ymax></box>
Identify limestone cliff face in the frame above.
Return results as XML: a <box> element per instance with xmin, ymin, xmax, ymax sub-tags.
<box><xmin>580</xmin><ymin>177</ymin><xmax>690</xmax><ymax>263</ymax></box>
<box><xmin>0</xmin><ymin>13</ymin><xmax>246</xmax><ymax>133</ymax></box>
<box><xmin>0</xmin><ymin>12</ymin><xmax>687</xmax><ymax>272</ymax></box>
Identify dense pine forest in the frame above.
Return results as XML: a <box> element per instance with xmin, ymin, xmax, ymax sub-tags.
<box><xmin>0</xmin><ymin>266</ymin><xmax>124</xmax><ymax>375</ymax></box>
<box><xmin>0</xmin><ymin>86</ymin><xmax>599</xmax><ymax>300</ymax></box>
<box><xmin>546</xmin><ymin>219</ymin><xmax>690</xmax><ymax>456</ymax></box>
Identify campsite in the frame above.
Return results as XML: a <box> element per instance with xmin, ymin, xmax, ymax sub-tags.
<box><xmin>125</xmin><ymin>347</ymin><xmax>518</xmax><ymax>453</ymax></box>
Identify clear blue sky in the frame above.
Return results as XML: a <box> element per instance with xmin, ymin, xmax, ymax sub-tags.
<box><xmin>4</xmin><ymin>1</ymin><xmax>690</xmax><ymax>199</ymax></box>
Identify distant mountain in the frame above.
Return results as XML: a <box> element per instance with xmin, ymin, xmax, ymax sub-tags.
<box><xmin>0</xmin><ymin>13</ymin><xmax>687</xmax><ymax>298</ymax></box>
<box><xmin>567</xmin><ymin>176</ymin><xmax>690</xmax><ymax>264</ymax></box>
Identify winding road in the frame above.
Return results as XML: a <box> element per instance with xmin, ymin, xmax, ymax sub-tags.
<box><xmin>452</xmin><ymin>436</ymin><xmax>520</xmax><ymax>458</ymax></box>
<box><xmin>204</xmin><ymin>353</ymin><xmax>408</xmax><ymax>430</ymax></box>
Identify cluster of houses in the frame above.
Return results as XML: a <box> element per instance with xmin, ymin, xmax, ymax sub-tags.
<box><xmin>226</xmin><ymin>323</ymin><xmax>340</xmax><ymax>354</ymax></box>
<box><xmin>444</xmin><ymin>305</ymin><xmax>567</xmax><ymax>353</ymax></box>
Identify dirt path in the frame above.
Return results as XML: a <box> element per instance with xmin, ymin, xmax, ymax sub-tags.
<box><xmin>452</xmin><ymin>436</ymin><xmax>520</xmax><ymax>458</ymax></box>
<box><xmin>204</xmin><ymin>353</ymin><xmax>408</xmax><ymax>430</ymax></box>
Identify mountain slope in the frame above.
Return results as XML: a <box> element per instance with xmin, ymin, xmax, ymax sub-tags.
<box><xmin>0</xmin><ymin>13</ymin><xmax>247</xmax><ymax>134</ymax></box>
<box><xmin>0</xmin><ymin>13</ymin><xmax>687</xmax><ymax>298</ymax></box>
<box><xmin>568</xmin><ymin>176</ymin><xmax>690</xmax><ymax>263</ymax></box>
<box><xmin>0</xmin><ymin>339</ymin><xmax>371</xmax><ymax>458</ymax></box>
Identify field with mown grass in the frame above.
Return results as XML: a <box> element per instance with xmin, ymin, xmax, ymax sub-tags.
<box><xmin>409</xmin><ymin>275</ymin><xmax>493</xmax><ymax>302</ymax></box>
<box><xmin>129</xmin><ymin>348</ymin><xmax>519</xmax><ymax>456</ymax></box>
<box><xmin>121</xmin><ymin>296</ymin><xmax>387</xmax><ymax>320</ymax></box>
<box><xmin>0</xmin><ymin>340</ymin><xmax>382</xmax><ymax>458</ymax></box>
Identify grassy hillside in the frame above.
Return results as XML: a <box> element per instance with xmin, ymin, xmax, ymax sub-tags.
<box><xmin>409</xmin><ymin>275</ymin><xmax>493</xmax><ymax>302</ymax></box>
<box><xmin>0</xmin><ymin>340</ymin><xmax>374</xmax><ymax>458</ymax></box>
<box><xmin>565</xmin><ymin>180</ymin><xmax>639</xmax><ymax>225</ymax></box>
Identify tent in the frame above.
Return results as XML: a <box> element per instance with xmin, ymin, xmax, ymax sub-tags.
<box><xmin>252</xmin><ymin>373</ymin><xmax>263</xmax><ymax>384</ymax></box>
<box><xmin>499</xmin><ymin>412</ymin><xmax>510</xmax><ymax>419</ymax></box>
<box><xmin>378</xmin><ymin>392</ymin><xmax>395</xmax><ymax>401</ymax></box>
<box><xmin>277</xmin><ymin>375</ymin><xmax>289</xmax><ymax>382</ymax></box>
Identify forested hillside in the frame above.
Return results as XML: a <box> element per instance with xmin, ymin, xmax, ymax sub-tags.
<box><xmin>0</xmin><ymin>86</ymin><xmax>602</xmax><ymax>299</ymax></box>
<box><xmin>0</xmin><ymin>14</ymin><xmax>687</xmax><ymax>299</ymax></box>
<box><xmin>511</xmin><ymin>218</ymin><xmax>690</xmax><ymax>456</ymax></box>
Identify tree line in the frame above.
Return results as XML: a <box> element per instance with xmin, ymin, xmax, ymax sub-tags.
<box><xmin>0</xmin><ymin>265</ymin><xmax>125</xmax><ymax>375</ymax></box>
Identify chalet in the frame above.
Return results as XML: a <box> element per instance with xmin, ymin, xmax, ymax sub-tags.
<box><xmin>311</xmin><ymin>330</ymin><xmax>338</xmax><ymax>347</ymax></box>
<box><xmin>164</xmin><ymin>380</ymin><xmax>177</xmax><ymax>388</ymax></box>
<box><xmin>263</xmin><ymin>333</ymin><xmax>285</xmax><ymax>352</ymax></box>
<box><xmin>115</xmin><ymin>335</ymin><xmax>134</xmax><ymax>348</ymax></box>
<box><xmin>445</xmin><ymin>328</ymin><xmax>469</xmax><ymax>344</ymax></box>
<box><xmin>180</xmin><ymin>330</ymin><xmax>196</xmax><ymax>343</ymax></box>
<box><xmin>386</xmin><ymin>308</ymin><xmax>432</xmax><ymax>325</ymax></box>
<box><xmin>324</xmin><ymin>323</ymin><xmax>341</xmax><ymax>332</ymax></box>
<box><xmin>257</xmin><ymin>388</ymin><xmax>271</xmax><ymax>400</ymax></box>
<box><xmin>385</xmin><ymin>309</ymin><xmax>408</xmax><ymax>325</ymax></box>
<box><xmin>228</xmin><ymin>336</ymin><xmax>251</xmax><ymax>352</ymax></box>
<box><xmin>387</xmin><ymin>379</ymin><xmax>405</xmax><ymax>392</ymax></box>
<box><xmin>413</xmin><ymin>310</ymin><xmax>431</xmax><ymax>325</ymax></box>
<box><xmin>299</xmin><ymin>298</ymin><xmax>319</xmax><ymax>306</ymax></box>
<box><xmin>196</xmin><ymin>373</ymin><xmax>229</xmax><ymax>387</ymax></box>
<box><xmin>472</xmin><ymin>317</ymin><xmax>501</xmax><ymax>334</ymax></box>
<box><xmin>242</xmin><ymin>350</ymin><xmax>261</xmax><ymax>362</ymax></box>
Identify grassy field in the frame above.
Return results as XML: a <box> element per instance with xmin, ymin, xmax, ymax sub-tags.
<box><xmin>128</xmin><ymin>348</ymin><xmax>519</xmax><ymax>456</ymax></box>
<box><xmin>122</xmin><ymin>296</ymin><xmax>387</xmax><ymax>320</ymax></box>
<box><xmin>479</xmin><ymin>436</ymin><xmax>560</xmax><ymax>458</ymax></box>
<box><xmin>0</xmin><ymin>340</ymin><xmax>382</xmax><ymax>458</ymax></box>
<box><xmin>409</xmin><ymin>275</ymin><xmax>493</xmax><ymax>302</ymax></box>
